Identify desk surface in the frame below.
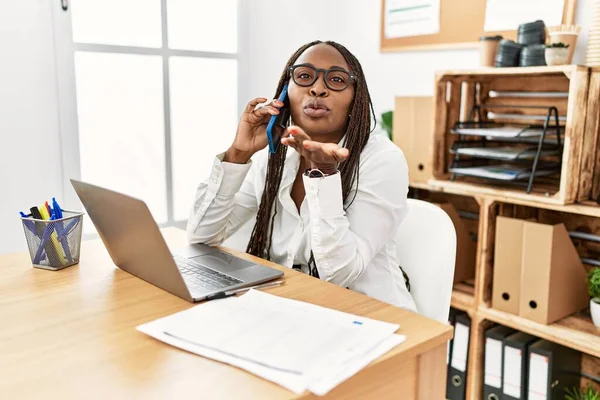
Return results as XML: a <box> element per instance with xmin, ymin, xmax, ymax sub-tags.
<box><xmin>0</xmin><ymin>228</ymin><xmax>452</xmax><ymax>399</ymax></box>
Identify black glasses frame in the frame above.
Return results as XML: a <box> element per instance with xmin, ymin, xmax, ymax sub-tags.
<box><xmin>288</xmin><ymin>63</ymin><xmax>357</xmax><ymax>92</ymax></box>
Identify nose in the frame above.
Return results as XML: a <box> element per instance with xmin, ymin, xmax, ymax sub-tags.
<box><xmin>309</xmin><ymin>72</ymin><xmax>328</xmax><ymax>97</ymax></box>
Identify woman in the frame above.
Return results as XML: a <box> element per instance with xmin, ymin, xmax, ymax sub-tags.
<box><xmin>187</xmin><ymin>40</ymin><xmax>416</xmax><ymax>312</ymax></box>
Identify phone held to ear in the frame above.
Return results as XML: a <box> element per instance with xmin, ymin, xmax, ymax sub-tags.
<box><xmin>266</xmin><ymin>84</ymin><xmax>290</xmax><ymax>154</ymax></box>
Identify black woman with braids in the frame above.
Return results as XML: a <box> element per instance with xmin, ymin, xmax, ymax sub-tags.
<box><xmin>187</xmin><ymin>41</ymin><xmax>416</xmax><ymax>311</ymax></box>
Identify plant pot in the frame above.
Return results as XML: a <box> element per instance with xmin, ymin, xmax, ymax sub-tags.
<box><xmin>591</xmin><ymin>298</ymin><xmax>600</xmax><ymax>327</ymax></box>
<box><xmin>545</xmin><ymin>48</ymin><xmax>570</xmax><ymax>66</ymax></box>
<box><xmin>548</xmin><ymin>32</ymin><xmax>578</xmax><ymax>64</ymax></box>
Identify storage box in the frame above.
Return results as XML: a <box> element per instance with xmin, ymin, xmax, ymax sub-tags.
<box><xmin>492</xmin><ymin>216</ymin><xmax>524</xmax><ymax>315</ymax></box>
<box><xmin>492</xmin><ymin>215</ymin><xmax>589</xmax><ymax>324</ymax></box>
<box><xmin>392</xmin><ymin>96</ymin><xmax>434</xmax><ymax>183</ymax></box>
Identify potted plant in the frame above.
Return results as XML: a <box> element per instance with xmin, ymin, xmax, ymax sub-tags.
<box><xmin>565</xmin><ymin>385</ymin><xmax>600</xmax><ymax>400</ymax></box>
<box><xmin>545</xmin><ymin>42</ymin><xmax>570</xmax><ymax>66</ymax></box>
<box><xmin>588</xmin><ymin>267</ymin><xmax>600</xmax><ymax>327</ymax></box>
<box><xmin>380</xmin><ymin>111</ymin><xmax>393</xmax><ymax>141</ymax></box>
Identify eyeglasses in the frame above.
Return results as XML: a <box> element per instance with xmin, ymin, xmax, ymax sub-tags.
<box><xmin>288</xmin><ymin>64</ymin><xmax>357</xmax><ymax>92</ymax></box>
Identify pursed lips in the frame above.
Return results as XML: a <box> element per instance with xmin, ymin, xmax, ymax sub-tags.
<box><xmin>303</xmin><ymin>101</ymin><xmax>330</xmax><ymax>118</ymax></box>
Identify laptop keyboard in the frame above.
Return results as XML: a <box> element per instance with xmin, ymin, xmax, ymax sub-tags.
<box><xmin>173</xmin><ymin>255</ymin><xmax>243</xmax><ymax>292</ymax></box>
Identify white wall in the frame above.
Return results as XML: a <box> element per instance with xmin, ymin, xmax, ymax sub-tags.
<box><xmin>239</xmin><ymin>0</ymin><xmax>593</xmax><ymax>119</ymax></box>
<box><xmin>0</xmin><ymin>1</ymin><xmax>63</xmax><ymax>254</ymax></box>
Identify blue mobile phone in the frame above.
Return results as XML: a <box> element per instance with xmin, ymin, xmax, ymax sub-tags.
<box><xmin>266</xmin><ymin>84</ymin><xmax>290</xmax><ymax>154</ymax></box>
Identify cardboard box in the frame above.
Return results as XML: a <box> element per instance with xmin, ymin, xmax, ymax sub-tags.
<box><xmin>492</xmin><ymin>217</ymin><xmax>525</xmax><ymax>315</ymax></box>
<box><xmin>519</xmin><ymin>221</ymin><xmax>589</xmax><ymax>324</ymax></box>
<box><xmin>434</xmin><ymin>203</ymin><xmax>476</xmax><ymax>283</ymax></box>
<box><xmin>392</xmin><ymin>97</ymin><xmax>434</xmax><ymax>183</ymax></box>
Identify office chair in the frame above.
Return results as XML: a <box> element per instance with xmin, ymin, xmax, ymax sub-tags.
<box><xmin>396</xmin><ymin>198</ymin><xmax>457</xmax><ymax>323</ymax></box>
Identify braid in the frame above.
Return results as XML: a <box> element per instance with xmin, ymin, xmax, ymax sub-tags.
<box><xmin>246</xmin><ymin>40</ymin><xmax>376</xmax><ymax>260</ymax></box>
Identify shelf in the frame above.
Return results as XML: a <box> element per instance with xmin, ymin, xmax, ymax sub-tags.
<box><xmin>410</xmin><ymin>180</ymin><xmax>600</xmax><ymax>217</ymax></box>
<box><xmin>451</xmin><ymin>284</ymin><xmax>476</xmax><ymax>313</ymax></box>
<box><xmin>478</xmin><ymin>305</ymin><xmax>600</xmax><ymax>358</ymax></box>
<box><xmin>437</xmin><ymin>65</ymin><xmax>583</xmax><ymax>79</ymax></box>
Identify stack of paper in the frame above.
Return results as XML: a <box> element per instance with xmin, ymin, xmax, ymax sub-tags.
<box><xmin>137</xmin><ymin>290</ymin><xmax>406</xmax><ymax>396</ymax></box>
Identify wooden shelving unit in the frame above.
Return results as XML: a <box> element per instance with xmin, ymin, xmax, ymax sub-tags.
<box><xmin>478</xmin><ymin>306</ymin><xmax>600</xmax><ymax>359</ymax></box>
<box><xmin>451</xmin><ymin>285</ymin><xmax>476</xmax><ymax>314</ymax></box>
<box><xmin>402</xmin><ymin>65</ymin><xmax>600</xmax><ymax>400</ymax></box>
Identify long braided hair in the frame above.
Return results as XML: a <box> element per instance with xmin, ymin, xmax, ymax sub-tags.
<box><xmin>246</xmin><ymin>40</ymin><xmax>376</xmax><ymax>264</ymax></box>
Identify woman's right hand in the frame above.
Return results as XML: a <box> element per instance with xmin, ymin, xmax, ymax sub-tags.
<box><xmin>224</xmin><ymin>97</ymin><xmax>282</xmax><ymax>164</ymax></box>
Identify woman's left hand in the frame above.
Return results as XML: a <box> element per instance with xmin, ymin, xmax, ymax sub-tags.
<box><xmin>281</xmin><ymin>126</ymin><xmax>350</xmax><ymax>175</ymax></box>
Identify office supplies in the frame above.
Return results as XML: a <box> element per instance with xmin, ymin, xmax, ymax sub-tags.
<box><xmin>71</xmin><ymin>179</ymin><xmax>283</xmax><ymax>302</ymax></box>
<box><xmin>447</xmin><ymin>313</ymin><xmax>470</xmax><ymax>400</ymax></box>
<box><xmin>266</xmin><ymin>84</ymin><xmax>289</xmax><ymax>154</ymax></box>
<box><xmin>29</xmin><ymin>206</ymin><xmax>63</xmax><ymax>265</ymax></box>
<box><xmin>492</xmin><ymin>217</ymin><xmax>525</xmax><ymax>315</ymax></box>
<box><xmin>484</xmin><ymin>325</ymin><xmax>515</xmax><ymax>400</ymax></box>
<box><xmin>53</xmin><ymin>197</ymin><xmax>63</xmax><ymax>218</ymax></box>
<box><xmin>21</xmin><ymin>207</ymin><xmax>84</xmax><ymax>270</ymax></box>
<box><xmin>39</xmin><ymin>203</ymin><xmax>67</xmax><ymax>265</ymax></box>
<box><xmin>527</xmin><ymin>339</ymin><xmax>581</xmax><ymax>400</ymax></box>
<box><xmin>503</xmin><ymin>332</ymin><xmax>538</xmax><ymax>400</ymax></box>
<box><xmin>47</xmin><ymin>197</ymin><xmax>73</xmax><ymax>263</ymax></box>
<box><xmin>205</xmin><ymin>280</ymin><xmax>284</xmax><ymax>301</ymax></box>
<box><xmin>138</xmin><ymin>289</ymin><xmax>406</xmax><ymax>396</ymax></box>
<box><xmin>520</xmin><ymin>221</ymin><xmax>588</xmax><ymax>324</ymax></box>
<box><xmin>44</xmin><ymin>201</ymin><xmax>52</xmax><ymax>219</ymax></box>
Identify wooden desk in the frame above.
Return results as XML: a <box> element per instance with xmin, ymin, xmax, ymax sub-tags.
<box><xmin>0</xmin><ymin>228</ymin><xmax>452</xmax><ymax>399</ymax></box>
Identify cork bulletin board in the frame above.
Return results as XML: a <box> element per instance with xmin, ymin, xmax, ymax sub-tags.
<box><xmin>380</xmin><ymin>0</ymin><xmax>577</xmax><ymax>52</ymax></box>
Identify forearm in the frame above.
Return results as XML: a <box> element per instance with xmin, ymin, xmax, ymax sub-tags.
<box><xmin>187</xmin><ymin>154</ymin><xmax>256</xmax><ymax>245</ymax></box>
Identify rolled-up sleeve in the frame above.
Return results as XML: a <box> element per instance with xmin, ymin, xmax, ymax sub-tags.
<box><xmin>303</xmin><ymin>148</ymin><xmax>409</xmax><ymax>287</ymax></box>
<box><xmin>186</xmin><ymin>152</ymin><xmax>259</xmax><ymax>246</ymax></box>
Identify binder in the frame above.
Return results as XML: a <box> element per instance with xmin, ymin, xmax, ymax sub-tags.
<box><xmin>492</xmin><ymin>217</ymin><xmax>525</xmax><ymax>314</ymax></box>
<box><xmin>527</xmin><ymin>339</ymin><xmax>581</xmax><ymax>400</ymax></box>
<box><xmin>447</xmin><ymin>313</ymin><xmax>471</xmax><ymax>400</ymax></box>
<box><xmin>447</xmin><ymin>308</ymin><xmax>462</xmax><ymax>365</ymax></box>
<box><xmin>502</xmin><ymin>332</ymin><xmax>538</xmax><ymax>400</ymax></box>
<box><xmin>446</xmin><ymin>308</ymin><xmax>462</xmax><ymax>400</ymax></box>
<box><xmin>484</xmin><ymin>325</ymin><xmax>516</xmax><ymax>400</ymax></box>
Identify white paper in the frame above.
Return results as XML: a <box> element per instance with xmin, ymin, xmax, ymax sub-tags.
<box><xmin>484</xmin><ymin>0</ymin><xmax>564</xmax><ymax>32</ymax></box>
<box><xmin>136</xmin><ymin>290</ymin><xmax>406</xmax><ymax>396</ymax></box>
<box><xmin>484</xmin><ymin>338</ymin><xmax>503</xmax><ymax>388</ymax></box>
<box><xmin>503</xmin><ymin>346</ymin><xmax>523</xmax><ymax>398</ymax></box>
<box><xmin>450</xmin><ymin>322</ymin><xmax>469</xmax><ymax>372</ymax></box>
<box><xmin>384</xmin><ymin>0</ymin><xmax>440</xmax><ymax>38</ymax></box>
<box><xmin>527</xmin><ymin>353</ymin><xmax>549</xmax><ymax>400</ymax></box>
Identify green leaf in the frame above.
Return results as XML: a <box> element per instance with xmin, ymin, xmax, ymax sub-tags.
<box><xmin>587</xmin><ymin>267</ymin><xmax>600</xmax><ymax>299</ymax></box>
<box><xmin>380</xmin><ymin>110</ymin><xmax>393</xmax><ymax>140</ymax></box>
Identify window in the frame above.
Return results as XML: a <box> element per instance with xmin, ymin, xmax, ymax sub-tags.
<box><xmin>60</xmin><ymin>0</ymin><xmax>238</xmax><ymax>231</ymax></box>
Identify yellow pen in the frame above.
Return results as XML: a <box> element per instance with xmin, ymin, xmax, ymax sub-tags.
<box><xmin>39</xmin><ymin>204</ymin><xmax>67</xmax><ymax>265</ymax></box>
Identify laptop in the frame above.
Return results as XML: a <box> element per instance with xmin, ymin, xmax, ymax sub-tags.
<box><xmin>70</xmin><ymin>179</ymin><xmax>283</xmax><ymax>302</ymax></box>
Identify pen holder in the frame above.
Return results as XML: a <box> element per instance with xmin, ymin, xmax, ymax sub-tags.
<box><xmin>21</xmin><ymin>210</ymin><xmax>85</xmax><ymax>271</ymax></box>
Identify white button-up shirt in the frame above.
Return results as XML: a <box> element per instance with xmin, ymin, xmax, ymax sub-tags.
<box><xmin>187</xmin><ymin>134</ymin><xmax>417</xmax><ymax>312</ymax></box>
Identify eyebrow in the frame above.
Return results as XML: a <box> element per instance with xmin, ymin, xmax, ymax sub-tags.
<box><xmin>296</xmin><ymin>62</ymin><xmax>350</xmax><ymax>71</ymax></box>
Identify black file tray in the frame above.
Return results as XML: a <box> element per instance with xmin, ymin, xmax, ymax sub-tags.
<box><xmin>450</xmin><ymin>142</ymin><xmax>561</xmax><ymax>161</ymax></box>
<box><xmin>449</xmin><ymin>163</ymin><xmax>561</xmax><ymax>182</ymax></box>
<box><xmin>449</xmin><ymin>104</ymin><xmax>563</xmax><ymax>194</ymax></box>
<box><xmin>451</xmin><ymin>122</ymin><xmax>561</xmax><ymax>139</ymax></box>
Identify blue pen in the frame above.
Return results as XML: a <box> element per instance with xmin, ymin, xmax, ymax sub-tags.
<box><xmin>51</xmin><ymin>198</ymin><xmax>73</xmax><ymax>263</ymax></box>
